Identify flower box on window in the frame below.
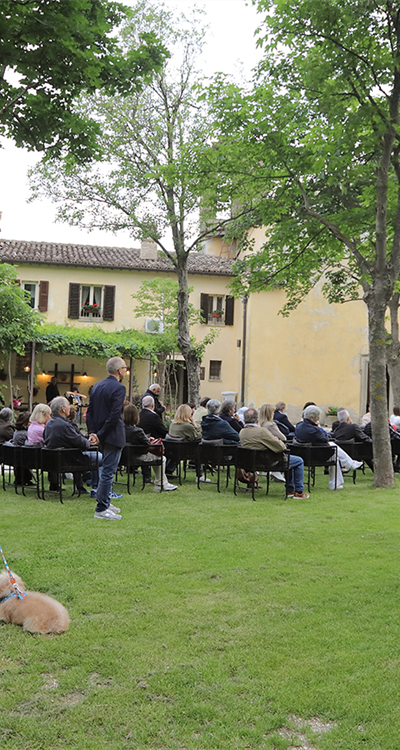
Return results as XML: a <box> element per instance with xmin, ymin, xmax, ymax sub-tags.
<box><xmin>82</xmin><ymin>303</ymin><xmax>101</xmax><ymax>314</ymax></box>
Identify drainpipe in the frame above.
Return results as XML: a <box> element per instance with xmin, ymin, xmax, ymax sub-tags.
<box><xmin>240</xmin><ymin>295</ymin><xmax>248</xmax><ymax>407</ymax></box>
<box><xmin>128</xmin><ymin>357</ymin><xmax>134</xmax><ymax>402</ymax></box>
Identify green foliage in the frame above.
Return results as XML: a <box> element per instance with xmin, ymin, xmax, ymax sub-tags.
<box><xmin>0</xmin><ymin>0</ymin><xmax>167</xmax><ymax>159</ymax></box>
<box><xmin>0</xmin><ymin>263</ymin><xmax>40</xmax><ymax>354</ymax></box>
<box><xmin>33</xmin><ymin>322</ymin><xmax>170</xmax><ymax>360</ymax></box>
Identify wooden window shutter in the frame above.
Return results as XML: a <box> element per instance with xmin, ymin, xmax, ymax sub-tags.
<box><xmin>38</xmin><ymin>280</ymin><xmax>49</xmax><ymax>312</ymax></box>
<box><xmin>103</xmin><ymin>285</ymin><xmax>115</xmax><ymax>321</ymax></box>
<box><xmin>68</xmin><ymin>283</ymin><xmax>80</xmax><ymax>319</ymax></box>
<box><xmin>15</xmin><ymin>279</ymin><xmax>20</xmax><ymax>285</ymax></box>
<box><xmin>200</xmin><ymin>293</ymin><xmax>209</xmax><ymax>324</ymax></box>
<box><xmin>225</xmin><ymin>295</ymin><xmax>234</xmax><ymax>326</ymax></box>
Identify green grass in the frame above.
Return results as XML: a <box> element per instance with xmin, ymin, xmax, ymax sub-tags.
<box><xmin>1</xmin><ymin>468</ymin><xmax>400</xmax><ymax>749</ymax></box>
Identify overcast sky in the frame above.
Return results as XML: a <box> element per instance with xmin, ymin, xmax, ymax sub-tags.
<box><xmin>0</xmin><ymin>0</ymin><xmax>262</xmax><ymax>247</ymax></box>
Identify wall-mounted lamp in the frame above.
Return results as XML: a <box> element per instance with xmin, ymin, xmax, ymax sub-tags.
<box><xmin>82</xmin><ymin>372</ymin><xmax>88</xmax><ymax>379</ymax></box>
<box><xmin>153</xmin><ymin>370</ymin><xmax>158</xmax><ymax>378</ymax></box>
<box><xmin>126</xmin><ymin>370</ymin><xmax>131</xmax><ymax>376</ymax></box>
<box><xmin>24</xmin><ymin>366</ymin><xmax>31</xmax><ymax>373</ymax></box>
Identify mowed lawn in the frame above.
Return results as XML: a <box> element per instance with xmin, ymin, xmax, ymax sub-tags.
<box><xmin>1</xmin><ymin>468</ymin><xmax>400</xmax><ymax>750</ymax></box>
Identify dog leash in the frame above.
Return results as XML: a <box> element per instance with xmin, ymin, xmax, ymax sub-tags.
<box><xmin>0</xmin><ymin>543</ymin><xmax>27</xmax><ymax>600</ymax></box>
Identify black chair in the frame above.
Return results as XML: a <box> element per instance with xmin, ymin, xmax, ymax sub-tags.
<box><xmin>118</xmin><ymin>444</ymin><xmax>164</xmax><ymax>494</ymax></box>
<box><xmin>289</xmin><ymin>442</ymin><xmax>337</xmax><ymax>491</ymax></box>
<box><xmin>197</xmin><ymin>440</ymin><xmax>238</xmax><ymax>492</ymax></box>
<box><xmin>234</xmin><ymin>447</ymin><xmax>290</xmax><ymax>501</ymax></box>
<box><xmin>40</xmin><ymin>448</ymin><xmax>92</xmax><ymax>503</ymax></box>
<box><xmin>18</xmin><ymin>445</ymin><xmax>42</xmax><ymax>497</ymax></box>
<box><xmin>1</xmin><ymin>443</ymin><xmax>19</xmax><ymax>493</ymax></box>
<box><xmin>162</xmin><ymin>438</ymin><xmax>200</xmax><ymax>485</ymax></box>
<box><xmin>335</xmin><ymin>440</ymin><xmax>373</xmax><ymax>483</ymax></box>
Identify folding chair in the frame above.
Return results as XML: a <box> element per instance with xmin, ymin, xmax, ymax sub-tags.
<box><xmin>197</xmin><ymin>440</ymin><xmax>238</xmax><ymax>492</ymax></box>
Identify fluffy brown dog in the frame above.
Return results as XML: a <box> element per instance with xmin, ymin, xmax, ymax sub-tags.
<box><xmin>0</xmin><ymin>571</ymin><xmax>70</xmax><ymax>634</ymax></box>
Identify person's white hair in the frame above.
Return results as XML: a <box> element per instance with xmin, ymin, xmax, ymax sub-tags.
<box><xmin>51</xmin><ymin>397</ymin><xmax>69</xmax><ymax>415</ymax></box>
<box><xmin>30</xmin><ymin>403</ymin><xmax>51</xmax><ymax>424</ymax></box>
<box><xmin>149</xmin><ymin>383</ymin><xmax>160</xmax><ymax>393</ymax></box>
<box><xmin>142</xmin><ymin>395</ymin><xmax>154</xmax><ymax>409</ymax></box>
<box><xmin>0</xmin><ymin>407</ymin><xmax>13</xmax><ymax>423</ymax></box>
<box><xmin>207</xmin><ymin>399</ymin><xmax>221</xmax><ymax>415</ymax></box>
<box><xmin>106</xmin><ymin>356</ymin><xmax>125</xmax><ymax>374</ymax></box>
<box><xmin>303</xmin><ymin>404</ymin><xmax>321</xmax><ymax>421</ymax></box>
<box><xmin>338</xmin><ymin>409</ymin><xmax>350</xmax><ymax>422</ymax></box>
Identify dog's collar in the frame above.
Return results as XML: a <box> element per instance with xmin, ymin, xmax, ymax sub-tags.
<box><xmin>0</xmin><ymin>590</ymin><xmax>27</xmax><ymax>604</ymax></box>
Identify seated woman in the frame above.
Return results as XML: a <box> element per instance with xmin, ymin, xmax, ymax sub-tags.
<box><xmin>168</xmin><ymin>404</ymin><xmax>202</xmax><ymax>441</ymax></box>
<box><xmin>0</xmin><ymin>407</ymin><xmax>15</xmax><ymax>444</ymax></box>
<box><xmin>259</xmin><ymin>402</ymin><xmax>287</xmax><ymax>483</ymax></box>
<box><xmin>27</xmin><ymin>403</ymin><xmax>52</xmax><ymax>445</ymax></box>
<box><xmin>219</xmin><ymin>401</ymin><xmax>244</xmax><ymax>433</ymax></box>
<box><xmin>123</xmin><ymin>403</ymin><xmax>177</xmax><ymax>493</ymax></box>
<box><xmin>274</xmin><ymin>401</ymin><xmax>295</xmax><ymax>435</ymax></box>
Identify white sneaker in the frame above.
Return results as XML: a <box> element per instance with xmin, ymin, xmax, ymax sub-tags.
<box><xmin>199</xmin><ymin>475</ymin><xmax>211</xmax><ymax>483</ymax></box>
<box><xmin>329</xmin><ymin>485</ymin><xmax>344</xmax><ymax>490</ymax></box>
<box><xmin>65</xmin><ymin>473</ymin><xmax>74</xmax><ymax>480</ymax></box>
<box><xmin>153</xmin><ymin>483</ymin><xmax>178</xmax><ymax>493</ymax></box>
<box><xmin>352</xmin><ymin>461</ymin><xmax>363</xmax><ymax>470</ymax></box>
<box><xmin>108</xmin><ymin>503</ymin><xmax>121</xmax><ymax>513</ymax></box>
<box><xmin>94</xmin><ymin>509</ymin><xmax>122</xmax><ymax>520</ymax></box>
<box><xmin>271</xmin><ymin>471</ymin><xmax>286</xmax><ymax>483</ymax></box>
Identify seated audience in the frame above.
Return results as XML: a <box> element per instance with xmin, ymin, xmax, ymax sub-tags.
<box><xmin>193</xmin><ymin>397</ymin><xmax>210</xmax><ymax>427</ymax></box>
<box><xmin>331</xmin><ymin>409</ymin><xmax>372</xmax><ymax>443</ymax></box>
<box><xmin>239</xmin><ymin>408</ymin><xmax>309</xmax><ymax>499</ymax></box>
<box><xmin>295</xmin><ymin>405</ymin><xmax>363</xmax><ymax>490</ymax></box>
<box><xmin>0</xmin><ymin>408</ymin><xmax>15</xmax><ymax>444</ymax></box>
<box><xmin>390</xmin><ymin>405</ymin><xmax>400</xmax><ymax>430</ymax></box>
<box><xmin>220</xmin><ymin>401</ymin><xmax>244</xmax><ymax>433</ymax></box>
<box><xmin>27</xmin><ymin>403</ymin><xmax>52</xmax><ymax>445</ymax></box>
<box><xmin>274</xmin><ymin>401</ymin><xmax>295</xmax><ymax>434</ymax></box>
<box><xmin>201</xmin><ymin>399</ymin><xmax>241</xmax><ymax>444</ymax></box>
<box><xmin>169</xmin><ymin>404</ymin><xmax>202</xmax><ymax>441</ymax></box>
<box><xmin>124</xmin><ymin>403</ymin><xmax>176</xmax><ymax>492</ymax></box>
<box><xmin>143</xmin><ymin>383</ymin><xmax>165</xmax><ymax>418</ymax></box>
<box><xmin>259</xmin><ymin>403</ymin><xmax>288</xmax><ymax>440</ymax></box>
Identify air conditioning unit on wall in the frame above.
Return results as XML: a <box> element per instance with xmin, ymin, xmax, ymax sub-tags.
<box><xmin>145</xmin><ymin>318</ymin><xmax>164</xmax><ymax>334</ymax></box>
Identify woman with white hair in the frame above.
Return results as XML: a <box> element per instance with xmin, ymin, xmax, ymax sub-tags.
<box><xmin>0</xmin><ymin>407</ymin><xmax>15</xmax><ymax>444</ymax></box>
<box><xmin>295</xmin><ymin>405</ymin><xmax>363</xmax><ymax>490</ymax></box>
<box><xmin>201</xmin><ymin>399</ymin><xmax>240</xmax><ymax>444</ymax></box>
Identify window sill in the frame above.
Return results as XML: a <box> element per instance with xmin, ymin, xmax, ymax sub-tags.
<box><xmin>208</xmin><ymin>378</ymin><xmax>222</xmax><ymax>382</ymax></box>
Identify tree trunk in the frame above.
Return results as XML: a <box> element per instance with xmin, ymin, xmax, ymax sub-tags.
<box><xmin>8</xmin><ymin>352</ymin><xmax>13</xmax><ymax>413</ymax></box>
<box><xmin>366</xmin><ymin>288</ymin><xmax>394</xmax><ymax>487</ymax></box>
<box><xmin>176</xmin><ymin>257</ymin><xmax>201</xmax><ymax>404</ymax></box>
<box><xmin>386</xmin><ymin>293</ymin><xmax>400</xmax><ymax>404</ymax></box>
<box><xmin>157</xmin><ymin>351</ymin><xmax>167</xmax><ymax>403</ymax></box>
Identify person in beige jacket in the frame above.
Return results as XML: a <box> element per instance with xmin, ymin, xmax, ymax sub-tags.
<box><xmin>239</xmin><ymin>408</ymin><xmax>309</xmax><ymax>499</ymax></box>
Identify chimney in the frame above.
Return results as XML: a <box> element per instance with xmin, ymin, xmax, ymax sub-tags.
<box><xmin>140</xmin><ymin>239</ymin><xmax>158</xmax><ymax>260</ymax></box>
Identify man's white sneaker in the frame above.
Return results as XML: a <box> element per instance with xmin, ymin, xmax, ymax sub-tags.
<box><xmin>94</xmin><ymin>509</ymin><xmax>122</xmax><ymax>520</ymax></box>
<box><xmin>153</xmin><ymin>483</ymin><xmax>178</xmax><ymax>493</ymax></box>
<box><xmin>199</xmin><ymin>475</ymin><xmax>211</xmax><ymax>483</ymax></box>
<box><xmin>352</xmin><ymin>460</ymin><xmax>364</xmax><ymax>470</ymax></box>
<box><xmin>108</xmin><ymin>503</ymin><xmax>121</xmax><ymax>513</ymax></box>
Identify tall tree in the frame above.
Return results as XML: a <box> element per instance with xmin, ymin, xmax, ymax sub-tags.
<box><xmin>202</xmin><ymin>0</ymin><xmax>400</xmax><ymax>487</ymax></box>
<box><xmin>0</xmin><ymin>0</ymin><xmax>166</xmax><ymax>159</ymax></box>
<box><xmin>30</xmin><ymin>1</ymin><xmax>238</xmax><ymax>403</ymax></box>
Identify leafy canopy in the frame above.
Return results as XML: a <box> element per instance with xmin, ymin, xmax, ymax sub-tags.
<box><xmin>0</xmin><ymin>263</ymin><xmax>40</xmax><ymax>354</ymax></box>
<box><xmin>0</xmin><ymin>0</ymin><xmax>167</xmax><ymax>159</ymax></box>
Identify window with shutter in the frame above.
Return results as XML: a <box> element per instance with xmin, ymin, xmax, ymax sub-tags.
<box><xmin>209</xmin><ymin>360</ymin><xmax>222</xmax><ymax>380</ymax></box>
<box><xmin>224</xmin><ymin>295</ymin><xmax>234</xmax><ymax>326</ymax></box>
<box><xmin>38</xmin><ymin>280</ymin><xmax>49</xmax><ymax>312</ymax></box>
<box><xmin>200</xmin><ymin>293</ymin><xmax>209</xmax><ymax>324</ymax></box>
<box><xmin>68</xmin><ymin>283</ymin><xmax>80</xmax><ymax>319</ymax></box>
<box><xmin>103</xmin><ymin>285</ymin><xmax>115</xmax><ymax>321</ymax></box>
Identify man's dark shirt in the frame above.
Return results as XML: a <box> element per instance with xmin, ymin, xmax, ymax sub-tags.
<box><xmin>44</xmin><ymin>414</ymin><xmax>90</xmax><ymax>450</ymax></box>
<box><xmin>220</xmin><ymin>412</ymin><xmax>243</xmax><ymax>433</ymax></box>
<box><xmin>86</xmin><ymin>375</ymin><xmax>126</xmax><ymax>448</ymax></box>
<box><xmin>274</xmin><ymin>410</ymin><xmax>295</xmax><ymax>433</ymax></box>
<box><xmin>139</xmin><ymin>408</ymin><xmax>168</xmax><ymax>439</ymax></box>
<box><xmin>331</xmin><ymin>421</ymin><xmax>371</xmax><ymax>442</ymax></box>
<box><xmin>46</xmin><ymin>383</ymin><xmax>59</xmax><ymax>403</ymax></box>
<box><xmin>143</xmin><ymin>389</ymin><xmax>165</xmax><ymax>418</ymax></box>
<box><xmin>294</xmin><ymin>418</ymin><xmax>329</xmax><ymax>445</ymax></box>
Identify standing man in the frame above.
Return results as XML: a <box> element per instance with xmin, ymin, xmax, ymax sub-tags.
<box><xmin>86</xmin><ymin>357</ymin><xmax>127</xmax><ymax>521</ymax></box>
<box><xmin>143</xmin><ymin>383</ymin><xmax>165</xmax><ymax>418</ymax></box>
<box><xmin>46</xmin><ymin>376</ymin><xmax>59</xmax><ymax>404</ymax></box>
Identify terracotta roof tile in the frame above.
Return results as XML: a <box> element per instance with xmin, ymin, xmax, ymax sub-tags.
<box><xmin>0</xmin><ymin>239</ymin><xmax>233</xmax><ymax>277</ymax></box>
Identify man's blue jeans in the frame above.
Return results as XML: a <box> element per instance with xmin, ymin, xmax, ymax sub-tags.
<box><xmin>288</xmin><ymin>455</ymin><xmax>305</xmax><ymax>493</ymax></box>
<box><xmin>94</xmin><ymin>443</ymin><xmax>122</xmax><ymax>513</ymax></box>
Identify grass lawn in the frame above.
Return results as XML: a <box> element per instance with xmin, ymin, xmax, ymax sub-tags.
<box><xmin>1</xmin><ymin>467</ymin><xmax>400</xmax><ymax>749</ymax></box>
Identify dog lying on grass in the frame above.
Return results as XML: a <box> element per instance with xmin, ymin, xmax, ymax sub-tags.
<box><xmin>0</xmin><ymin>571</ymin><xmax>70</xmax><ymax>634</ymax></box>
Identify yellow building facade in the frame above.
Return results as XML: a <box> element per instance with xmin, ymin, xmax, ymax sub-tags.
<box><xmin>0</xmin><ymin>236</ymin><xmax>369</xmax><ymax>422</ymax></box>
